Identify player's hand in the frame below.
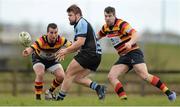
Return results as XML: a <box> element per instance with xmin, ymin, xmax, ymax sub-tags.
<box><xmin>122</xmin><ymin>42</ymin><xmax>132</xmax><ymax>54</ymax></box>
<box><xmin>56</xmin><ymin>55</ymin><xmax>65</xmax><ymax>61</ymax></box>
<box><xmin>22</xmin><ymin>49</ymin><xmax>30</xmax><ymax>57</ymax></box>
<box><xmin>124</xmin><ymin>42</ymin><xmax>132</xmax><ymax>50</ymax></box>
<box><xmin>22</xmin><ymin>47</ymin><xmax>33</xmax><ymax>57</ymax></box>
<box><xmin>56</xmin><ymin>49</ymin><xmax>68</xmax><ymax>60</ymax></box>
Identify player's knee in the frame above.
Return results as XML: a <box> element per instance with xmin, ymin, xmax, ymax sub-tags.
<box><xmin>67</xmin><ymin>70</ymin><xmax>75</xmax><ymax>76</ymax></box>
<box><xmin>74</xmin><ymin>77</ymin><xmax>80</xmax><ymax>83</ymax></box>
<box><xmin>35</xmin><ymin>69</ymin><xmax>44</xmax><ymax>75</ymax></box>
<box><xmin>65</xmin><ymin>72</ymin><xmax>74</xmax><ymax>80</ymax></box>
<box><xmin>56</xmin><ymin>74</ymin><xmax>64</xmax><ymax>83</ymax></box>
<box><xmin>74</xmin><ymin>75</ymin><xmax>84</xmax><ymax>83</ymax></box>
<box><xmin>108</xmin><ymin>73</ymin><xmax>116</xmax><ymax>82</ymax></box>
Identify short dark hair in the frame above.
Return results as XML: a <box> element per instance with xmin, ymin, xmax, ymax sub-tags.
<box><xmin>67</xmin><ymin>4</ymin><xmax>82</xmax><ymax>16</ymax></box>
<box><xmin>47</xmin><ymin>23</ymin><xmax>57</xmax><ymax>32</ymax></box>
<box><xmin>104</xmin><ymin>6</ymin><xmax>116</xmax><ymax>15</ymax></box>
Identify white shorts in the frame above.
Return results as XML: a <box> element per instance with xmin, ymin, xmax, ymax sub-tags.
<box><xmin>33</xmin><ymin>63</ymin><xmax>63</xmax><ymax>74</ymax></box>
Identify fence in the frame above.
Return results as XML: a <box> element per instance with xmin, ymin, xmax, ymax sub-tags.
<box><xmin>0</xmin><ymin>69</ymin><xmax>179</xmax><ymax>96</ymax></box>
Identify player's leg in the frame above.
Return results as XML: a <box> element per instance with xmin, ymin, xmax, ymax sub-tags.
<box><xmin>33</xmin><ymin>63</ymin><xmax>45</xmax><ymax>100</ymax></box>
<box><xmin>74</xmin><ymin>70</ymin><xmax>106</xmax><ymax>100</ymax></box>
<box><xmin>133</xmin><ymin>63</ymin><xmax>176</xmax><ymax>102</ymax></box>
<box><xmin>45</xmin><ymin>64</ymin><xmax>65</xmax><ymax>100</ymax></box>
<box><xmin>73</xmin><ymin>51</ymin><xmax>106</xmax><ymax>100</ymax></box>
<box><xmin>108</xmin><ymin>64</ymin><xmax>129</xmax><ymax>100</ymax></box>
<box><xmin>73</xmin><ymin>69</ymin><xmax>91</xmax><ymax>87</ymax></box>
<box><xmin>56</xmin><ymin>59</ymin><xmax>85</xmax><ymax>100</ymax></box>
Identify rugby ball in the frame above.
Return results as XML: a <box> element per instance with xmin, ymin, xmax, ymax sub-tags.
<box><xmin>19</xmin><ymin>31</ymin><xmax>32</xmax><ymax>47</ymax></box>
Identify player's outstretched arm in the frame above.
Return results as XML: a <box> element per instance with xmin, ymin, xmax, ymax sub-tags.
<box><xmin>56</xmin><ymin>37</ymin><xmax>85</xmax><ymax>60</ymax></box>
<box><xmin>22</xmin><ymin>47</ymin><xmax>34</xmax><ymax>57</ymax></box>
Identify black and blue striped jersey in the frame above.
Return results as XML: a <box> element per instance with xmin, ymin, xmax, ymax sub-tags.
<box><xmin>74</xmin><ymin>17</ymin><xmax>102</xmax><ymax>54</ymax></box>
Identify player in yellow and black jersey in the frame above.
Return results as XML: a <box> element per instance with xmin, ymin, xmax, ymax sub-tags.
<box><xmin>97</xmin><ymin>6</ymin><xmax>176</xmax><ymax>102</ymax></box>
<box><xmin>98</xmin><ymin>18</ymin><xmax>138</xmax><ymax>55</ymax></box>
<box><xmin>22</xmin><ymin>23</ymin><xmax>72</xmax><ymax>100</ymax></box>
<box><xmin>31</xmin><ymin>34</ymin><xmax>71</xmax><ymax>61</ymax></box>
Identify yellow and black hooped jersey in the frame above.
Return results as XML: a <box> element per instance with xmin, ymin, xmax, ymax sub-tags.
<box><xmin>98</xmin><ymin>18</ymin><xmax>139</xmax><ymax>55</ymax></box>
<box><xmin>30</xmin><ymin>35</ymin><xmax>71</xmax><ymax>60</ymax></box>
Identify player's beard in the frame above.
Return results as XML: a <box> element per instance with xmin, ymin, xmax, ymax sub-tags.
<box><xmin>70</xmin><ymin>21</ymin><xmax>76</xmax><ymax>25</ymax></box>
<box><xmin>70</xmin><ymin>17</ymin><xmax>78</xmax><ymax>25</ymax></box>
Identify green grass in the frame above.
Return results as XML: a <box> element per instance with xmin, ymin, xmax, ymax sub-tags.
<box><xmin>101</xmin><ymin>43</ymin><xmax>180</xmax><ymax>71</ymax></box>
<box><xmin>143</xmin><ymin>43</ymin><xmax>180</xmax><ymax>70</ymax></box>
<box><xmin>0</xmin><ymin>94</ymin><xmax>179</xmax><ymax>106</ymax></box>
<box><xmin>1</xmin><ymin>43</ymin><xmax>180</xmax><ymax>106</ymax></box>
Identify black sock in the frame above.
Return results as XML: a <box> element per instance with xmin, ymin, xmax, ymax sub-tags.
<box><xmin>36</xmin><ymin>94</ymin><xmax>41</xmax><ymax>100</ymax></box>
<box><xmin>165</xmin><ymin>90</ymin><xmax>172</xmax><ymax>96</ymax></box>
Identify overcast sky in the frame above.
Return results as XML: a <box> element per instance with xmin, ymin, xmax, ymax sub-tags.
<box><xmin>0</xmin><ymin>0</ymin><xmax>179</xmax><ymax>34</ymax></box>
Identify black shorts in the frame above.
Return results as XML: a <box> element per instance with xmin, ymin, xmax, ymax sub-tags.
<box><xmin>74</xmin><ymin>51</ymin><xmax>101</xmax><ymax>71</ymax></box>
<box><xmin>114</xmin><ymin>49</ymin><xmax>145</xmax><ymax>71</ymax></box>
<box><xmin>32</xmin><ymin>53</ymin><xmax>59</xmax><ymax>70</ymax></box>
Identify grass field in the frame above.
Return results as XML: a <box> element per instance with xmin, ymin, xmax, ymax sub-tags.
<box><xmin>0</xmin><ymin>69</ymin><xmax>180</xmax><ymax>106</ymax></box>
<box><xmin>0</xmin><ymin>94</ymin><xmax>179</xmax><ymax>106</ymax></box>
